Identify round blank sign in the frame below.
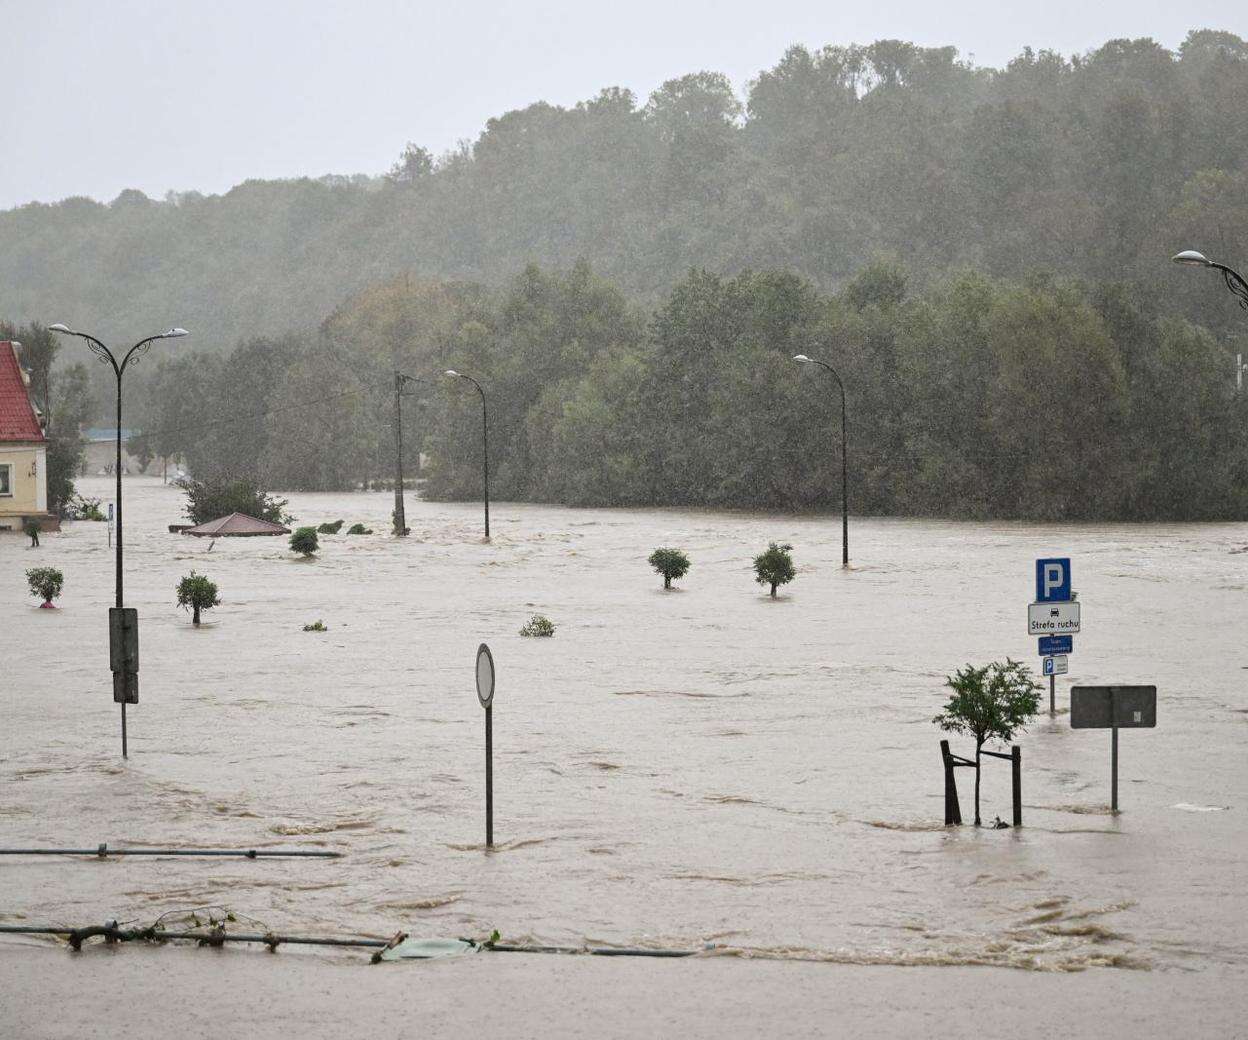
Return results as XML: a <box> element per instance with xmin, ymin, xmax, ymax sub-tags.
<box><xmin>476</xmin><ymin>643</ymin><xmax>495</xmax><ymax>708</ymax></box>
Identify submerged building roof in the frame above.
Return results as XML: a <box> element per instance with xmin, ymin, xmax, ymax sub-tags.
<box><xmin>0</xmin><ymin>342</ymin><xmax>46</xmax><ymax>443</ymax></box>
<box><xmin>183</xmin><ymin>512</ymin><xmax>290</xmax><ymax>537</ymax></box>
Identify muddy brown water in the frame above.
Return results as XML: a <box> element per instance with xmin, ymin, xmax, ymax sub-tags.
<box><xmin>2</xmin><ymin>477</ymin><xmax>1246</xmax><ymax>1015</ymax></box>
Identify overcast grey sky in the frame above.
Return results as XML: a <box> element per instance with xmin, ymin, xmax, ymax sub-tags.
<box><xmin>1</xmin><ymin>0</ymin><xmax>1241</xmax><ymax>210</ymax></box>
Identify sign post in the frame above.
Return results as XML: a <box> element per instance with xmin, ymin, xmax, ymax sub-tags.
<box><xmin>475</xmin><ymin>643</ymin><xmax>495</xmax><ymax>848</ymax></box>
<box><xmin>1032</xmin><ymin>558</ymin><xmax>1076</xmax><ymax>714</ymax></box>
<box><xmin>1070</xmin><ymin>685</ymin><xmax>1156</xmax><ymax>813</ymax></box>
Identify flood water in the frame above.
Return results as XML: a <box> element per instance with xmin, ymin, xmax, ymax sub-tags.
<box><xmin>2</xmin><ymin>476</ymin><xmax>1247</xmax><ymax>1028</ymax></box>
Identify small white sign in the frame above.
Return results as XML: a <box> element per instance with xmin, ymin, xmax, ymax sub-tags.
<box><xmin>1028</xmin><ymin>600</ymin><xmax>1081</xmax><ymax>635</ymax></box>
<box><xmin>1042</xmin><ymin>654</ymin><xmax>1069</xmax><ymax>676</ymax></box>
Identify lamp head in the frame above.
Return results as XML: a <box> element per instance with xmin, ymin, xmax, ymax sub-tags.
<box><xmin>792</xmin><ymin>354</ymin><xmax>811</xmax><ymax>364</ymax></box>
<box><xmin>445</xmin><ymin>369</ymin><xmax>459</xmax><ymax>377</ymax></box>
<box><xmin>1172</xmin><ymin>250</ymin><xmax>1213</xmax><ymax>267</ymax></box>
<box><xmin>163</xmin><ymin>327</ymin><xmax>190</xmax><ymax>338</ymax></box>
<box><xmin>47</xmin><ymin>323</ymin><xmax>73</xmax><ymax>334</ymax></box>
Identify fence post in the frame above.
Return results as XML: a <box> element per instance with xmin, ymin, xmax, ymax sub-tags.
<box><xmin>1011</xmin><ymin>745</ymin><xmax>1022</xmax><ymax>828</ymax></box>
<box><xmin>940</xmin><ymin>739</ymin><xmax>961</xmax><ymax>825</ymax></box>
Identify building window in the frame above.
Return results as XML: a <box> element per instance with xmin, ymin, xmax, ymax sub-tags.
<box><xmin>0</xmin><ymin>463</ymin><xmax>11</xmax><ymax>496</ymax></box>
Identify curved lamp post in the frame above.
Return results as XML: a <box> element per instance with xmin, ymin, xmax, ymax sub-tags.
<box><xmin>1172</xmin><ymin>250</ymin><xmax>1248</xmax><ymax>311</ymax></box>
<box><xmin>48</xmin><ymin>323</ymin><xmax>188</xmax><ymax>756</ymax></box>
<box><xmin>793</xmin><ymin>354</ymin><xmax>849</xmax><ymax>568</ymax></box>
<box><xmin>1173</xmin><ymin>250</ymin><xmax>1248</xmax><ymax>388</ymax></box>
<box><xmin>445</xmin><ymin>370</ymin><xmax>490</xmax><ymax>539</ymax></box>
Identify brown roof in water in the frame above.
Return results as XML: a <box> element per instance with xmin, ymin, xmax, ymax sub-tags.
<box><xmin>183</xmin><ymin>512</ymin><xmax>290</xmax><ymax>536</ymax></box>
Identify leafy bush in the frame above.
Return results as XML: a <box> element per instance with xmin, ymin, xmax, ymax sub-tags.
<box><xmin>648</xmin><ymin>547</ymin><xmax>690</xmax><ymax>589</ymax></box>
<box><xmin>176</xmin><ymin>571</ymin><xmax>220</xmax><ymax>626</ymax></box>
<box><xmin>26</xmin><ymin>567</ymin><xmax>63</xmax><ymax>605</ymax></box>
<box><xmin>177</xmin><ymin>476</ymin><xmax>291</xmax><ymax>526</ymax></box>
<box><xmin>934</xmin><ymin>660</ymin><xmax>1041</xmax><ymax>826</ymax></box>
<box><xmin>289</xmin><ymin>526</ymin><xmax>319</xmax><ymax>557</ymax></box>
<box><xmin>753</xmin><ymin>542</ymin><xmax>796</xmax><ymax>597</ymax></box>
<box><xmin>317</xmin><ymin>519</ymin><xmax>345</xmax><ymax>534</ymax></box>
<box><xmin>347</xmin><ymin>523</ymin><xmax>373</xmax><ymax>535</ymax></box>
<box><xmin>303</xmin><ymin>620</ymin><xmax>328</xmax><ymax>632</ymax></box>
<box><xmin>519</xmin><ymin>614</ymin><xmax>555</xmax><ymax>637</ymax></box>
<box><xmin>71</xmin><ymin>495</ymin><xmax>106</xmax><ymax>521</ymax></box>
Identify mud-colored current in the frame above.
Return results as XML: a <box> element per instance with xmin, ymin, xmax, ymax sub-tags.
<box><xmin>2</xmin><ymin>477</ymin><xmax>1246</xmax><ymax>983</ymax></box>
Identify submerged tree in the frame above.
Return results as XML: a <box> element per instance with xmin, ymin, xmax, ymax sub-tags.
<box><xmin>933</xmin><ymin>660</ymin><xmax>1041</xmax><ymax>826</ymax></box>
<box><xmin>26</xmin><ymin>567</ymin><xmax>63</xmax><ymax>608</ymax></box>
<box><xmin>648</xmin><ymin>547</ymin><xmax>691</xmax><ymax>589</ymax></box>
<box><xmin>753</xmin><ymin>542</ymin><xmax>795</xmax><ymax>597</ymax></box>
<box><xmin>176</xmin><ymin>571</ymin><xmax>220</xmax><ymax>626</ymax></box>
<box><xmin>177</xmin><ymin>476</ymin><xmax>290</xmax><ymax>526</ymax></box>
<box><xmin>289</xmin><ymin>527</ymin><xmax>319</xmax><ymax>557</ymax></box>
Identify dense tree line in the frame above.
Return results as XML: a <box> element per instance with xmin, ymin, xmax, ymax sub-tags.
<box><xmin>119</xmin><ymin>259</ymin><xmax>1248</xmax><ymax>521</ymax></box>
<box><xmin>2</xmin><ymin>31</ymin><xmax>1247</xmax><ymax>352</ymax></box>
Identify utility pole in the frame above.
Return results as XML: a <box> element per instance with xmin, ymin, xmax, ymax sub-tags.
<box><xmin>393</xmin><ymin>372</ymin><xmax>422</xmax><ymax>536</ymax></box>
<box><xmin>394</xmin><ymin>372</ymin><xmax>408</xmax><ymax>536</ymax></box>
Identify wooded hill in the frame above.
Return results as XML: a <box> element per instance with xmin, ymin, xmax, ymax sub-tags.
<box><xmin>3</xmin><ymin>30</ymin><xmax>1247</xmax><ymax>349</ymax></box>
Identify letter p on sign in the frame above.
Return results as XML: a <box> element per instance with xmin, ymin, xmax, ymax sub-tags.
<box><xmin>1036</xmin><ymin>558</ymin><xmax>1071</xmax><ymax>603</ymax></box>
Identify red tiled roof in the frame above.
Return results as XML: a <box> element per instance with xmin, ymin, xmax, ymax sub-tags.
<box><xmin>0</xmin><ymin>342</ymin><xmax>45</xmax><ymax>443</ymax></box>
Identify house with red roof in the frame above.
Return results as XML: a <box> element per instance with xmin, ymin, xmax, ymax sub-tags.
<box><xmin>0</xmin><ymin>340</ymin><xmax>52</xmax><ymax>530</ymax></box>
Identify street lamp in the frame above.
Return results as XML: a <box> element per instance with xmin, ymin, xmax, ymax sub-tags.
<box><xmin>48</xmin><ymin>323</ymin><xmax>188</xmax><ymax>756</ymax></box>
<box><xmin>1171</xmin><ymin>249</ymin><xmax>1248</xmax><ymax>310</ymax></box>
<box><xmin>445</xmin><ymin>370</ymin><xmax>490</xmax><ymax>539</ymax></box>
<box><xmin>793</xmin><ymin>353</ymin><xmax>849</xmax><ymax>568</ymax></box>
<box><xmin>1172</xmin><ymin>250</ymin><xmax>1248</xmax><ymax>388</ymax></box>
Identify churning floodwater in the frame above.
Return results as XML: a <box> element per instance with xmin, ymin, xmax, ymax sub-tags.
<box><xmin>2</xmin><ymin>477</ymin><xmax>1246</xmax><ymax>987</ymax></box>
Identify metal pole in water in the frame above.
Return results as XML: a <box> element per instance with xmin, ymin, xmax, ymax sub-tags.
<box><xmin>1049</xmin><ymin>673</ymin><xmax>1055</xmax><ymax>715</ymax></box>
<box><xmin>1011</xmin><ymin>745</ymin><xmax>1022</xmax><ymax>827</ymax></box>
<box><xmin>1110</xmin><ymin>687</ymin><xmax>1118</xmax><ymax>813</ymax></box>
<box><xmin>1111</xmin><ymin>725</ymin><xmax>1119</xmax><ymax>814</ymax></box>
<box><xmin>485</xmin><ymin>703</ymin><xmax>494</xmax><ymax>848</ymax></box>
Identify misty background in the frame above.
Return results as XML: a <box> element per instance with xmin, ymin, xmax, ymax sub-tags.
<box><xmin>1</xmin><ymin>0</ymin><xmax>1237</xmax><ymax>209</ymax></box>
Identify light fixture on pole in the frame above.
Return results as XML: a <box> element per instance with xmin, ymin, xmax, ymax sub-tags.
<box><xmin>445</xmin><ymin>369</ymin><xmax>490</xmax><ymax>539</ymax></box>
<box><xmin>793</xmin><ymin>353</ymin><xmax>849</xmax><ymax>568</ymax></box>
<box><xmin>1172</xmin><ymin>250</ymin><xmax>1248</xmax><ymax>389</ymax></box>
<box><xmin>48</xmin><ymin>322</ymin><xmax>188</xmax><ymax>757</ymax></box>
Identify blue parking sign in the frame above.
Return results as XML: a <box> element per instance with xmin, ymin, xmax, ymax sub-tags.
<box><xmin>1039</xmin><ymin>634</ymin><xmax>1073</xmax><ymax>656</ymax></box>
<box><xmin>1035</xmin><ymin>558</ymin><xmax>1071</xmax><ymax>602</ymax></box>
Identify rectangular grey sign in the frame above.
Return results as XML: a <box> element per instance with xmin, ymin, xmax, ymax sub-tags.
<box><xmin>1070</xmin><ymin>685</ymin><xmax>1156</xmax><ymax>729</ymax></box>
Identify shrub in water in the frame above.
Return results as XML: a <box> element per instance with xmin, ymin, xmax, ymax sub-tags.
<box><xmin>303</xmin><ymin>620</ymin><xmax>328</xmax><ymax>632</ymax></box>
<box><xmin>26</xmin><ymin>567</ymin><xmax>64</xmax><ymax>607</ymax></box>
<box><xmin>73</xmin><ymin>495</ymin><xmax>105</xmax><ymax>521</ymax></box>
<box><xmin>290</xmin><ymin>527</ymin><xmax>319</xmax><ymax>557</ymax></box>
<box><xmin>933</xmin><ymin>660</ymin><xmax>1041</xmax><ymax>827</ymax></box>
<box><xmin>648</xmin><ymin>547</ymin><xmax>690</xmax><ymax>589</ymax></box>
<box><xmin>519</xmin><ymin>614</ymin><xmax>555</xmax><ymax>637</ymax></box>
<box><xmin>176</xmin><ymin>571</ymin><xmax>220</xmax><ymax>626</ymax></box>
<box><xmin>347</xmin><ymin>523</ymin><xmax>373</xmax><ymax>535</ymax></box>
<box><xmin>753</xmin><ymin>542</ymin><xmax>796</xmax><ymax>598</ymax></box>
<box><xmin>23</xmin><ymin>519</ymin><xmax>41</xmax><ymax>547</ymax></box>
<box><xmin>317</xmin><ymin>519</ymin><xmax>345</xmax><ymax>534</ymax></box>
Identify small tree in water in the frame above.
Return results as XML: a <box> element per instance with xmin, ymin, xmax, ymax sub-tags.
<box><xmin>753</xmin><ymin>542</ymin><xmax>795</xmax><ymax>598</ymax></box>
<box><xmin>26</xmin><ymin>567</ymin><xmax>63</xmax><ymax>608</ymax></box>
<box><xmin>176</xmin><ymin>571</ymin><xmax>220</xmax><ymax>626</ymax></box>
<box><xmin>933</xmin><ymin>660</ymin><xmax>1041</xmax><ymax>826</ymax></box>
<box><xmin>290</xmin><ymin>527</ymin><xmax>319</xmax><ymax>557</ymax></box>
<box><xmin>648</xmin><ymin>547</ymin><xmax>690</xmax><ymax>589</ymax></box>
